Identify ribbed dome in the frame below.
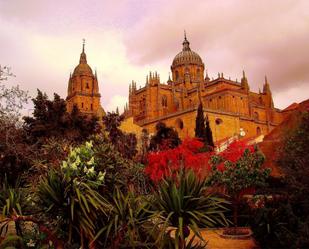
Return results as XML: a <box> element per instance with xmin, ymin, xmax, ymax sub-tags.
<box><xmin>73</xmin><ymin>63</ymin><xmax>93</xmax><ymax>76</ymax></box>
<box><xmin>172</xmin><ymin>35</ymin><xmax>204</xmax><ymax>67</ymax></box>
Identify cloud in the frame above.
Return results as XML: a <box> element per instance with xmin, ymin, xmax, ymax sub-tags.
<box><xmin>105</xmin><ymin>95</ymin><xmax>127</xmax><ymax>112</ymax></box>
<box><xmin>0</xmin><ymin>0</ymin><xmax>308</xmax><ymax>113</ymax></box>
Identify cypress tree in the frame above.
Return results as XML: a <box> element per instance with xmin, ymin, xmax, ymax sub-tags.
<box><xmin>205</xmin><ymin>115</ymin><xmax>214</xmax><ymax>147</ymax></box>
<box><xmin>195</xmin><ymin>103</ymin><xmax>205</xmax><ymax>139</ymax></box>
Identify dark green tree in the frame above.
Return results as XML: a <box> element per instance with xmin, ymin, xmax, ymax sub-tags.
<box><xmin>102</xmin><ymin>112</ymin><xmax>137</xmax><ymax>159</ymax></box>
<box><xmin>195</xmin><ymin>103</ymin><xmax>214</xmax><ymax>150</ymax></box>
<box><xmin>205</xmin><ymin>115</ymin><xmax>214</xmax><ymax>147</ymax></box>
<box><xmin>23</xmin><ymin>90</ymin><xmax>100</xmax><ymax>143</ymax></box>
<box><xmin>195</xmin><ymin>103</ymin><xmax>205</xmax><ymax>139</ymax></box>
<box><xmin>149</xmin><ymin>122</ymin><xmax>181</xmax><ymax>151</ymax></box>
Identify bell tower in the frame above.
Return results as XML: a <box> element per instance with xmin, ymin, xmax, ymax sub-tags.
<box><xmin>66</xmin><ymin>40</ymin><xmax>105</xmax><ymax>117</ymax></box>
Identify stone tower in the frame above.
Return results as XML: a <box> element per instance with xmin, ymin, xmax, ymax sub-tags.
<box><xmin>66</xmin><ymin>40</ymin><xmax>105</xmax><ymax>117</ymax></box>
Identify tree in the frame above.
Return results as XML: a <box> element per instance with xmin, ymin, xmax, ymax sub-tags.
<box><xmin>0</xmin><ymin>66</ymin><xmax>30</xmax><ymax>185</ymax></box>
<box><xmin>149</xmin><ymin>122</ymin><xmax>181</xmax><ymax>151</ymax></box>
<box><xmin>195</xmin><ymin>103</ymin><xmax>214</xmax><ymax>150</ymax></box>
<box><xmin>207</xmin><ymin>141</ymin><xmax>270</xmax><ymax>230</ymax></box>
<box><xmin>0</xmin><ymin>65</ymin><xmax>29</xmax><ymax>121</ymax></box>
<box><xmin>195</xmin><ymin>103</ymin><xmax>205</xmax><ymax>139</ymax></box>
<box><xmin>205</xmin><ymin>115</ymin><xmax>214</xmax><ymax>147</ymax></box>
<box><xmin>23</xmin><ymin>90</ymin><xmax>100</xmax><ymax>143</ymax></box>
<box><xmin>102</xmin><ymin>112</ymin><xmax>137</xmax><ymax>159</ymax></box>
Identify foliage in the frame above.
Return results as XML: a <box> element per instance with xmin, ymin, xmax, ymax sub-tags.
<box><xmin>23</xmin><ymin>90</ymin><xmax>100</xmax><ymax>144</ymax></box>
<box><xmin>95</xmin><ymin>188</ymin><xmax>155</xmax><ymax>248</ymax></box>
<box><xmin>0</xmin><ymin>235</ymin><xmax>24</xmax><ymax>249</ymax></box>
<box><xmin>149</xmin><ymin>169</ymin><xmax>228</xmax><ymax>249</ymax></box>
<box><xmin>145</xmin><ymin>138</ymin><xmax>213</xmax><ymax>182</ymax></box>
<box><xmin>195</xmin><ymin>103</ymin><xmax>205</xmax><ymax>139</ymax></box>
<box><xmin>0</xmin><ymin>66</ymin><xmax>30</xmax><ymax>185</ymax></box>
<box><xmin>149</xmin><ymin>122</ymin><xmax>181</xmax><ymax>151</ymax></box>
<box><xmin>91</xmin><ymin>134</ymin><xmax>134</xmax><ymax>192</ymax></box>
<box><xmin>0</xmin><ymin>65</ymin><xmax>29</xmax><ymax>122</ymax></box>
<box><xmin>278</xmin><ymin>111</ymin><xmax>309</xmax><ymax>196</ymax></box>
<box><xmin>250</xmin><ymin>111</ymin><xmax>309</xmax><ymax>249</ymax></box>
<box><xmin>103</xmin><ymin>112</ymin><xmax>137</xmax><ymax>159</ymax></box>
<box><xmin>194</xmin><ymin>103</ymin><xmax>214</xmax><ymax>150</ymax></box>
<box><xmin>204</xmin><ymin>115</ymin><xmax>214</xmax><ymax>148</ymax></box>
<box><xmin>207</xmin><ymin>140</ymin><xmax>270</xmax><ymax>227</ymax></box>
<box><xmin>37</xmin><ymin>141</ymin><xmax>109</xmax><ymax>246</ymax></box>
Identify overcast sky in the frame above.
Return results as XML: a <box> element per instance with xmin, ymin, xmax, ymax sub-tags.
<box><xmin>1</xmin><ymin>0</ymin><xmax>308</xmax><ymax>112</ymax></box>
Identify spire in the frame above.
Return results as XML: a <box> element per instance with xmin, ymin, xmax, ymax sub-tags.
<box><xmin>182</xmin><ymin>30</ymin><xmax>190</xmax><ymax>51</ymax></box>
<box><xmin>263</xmin><ymin>75</ymin><xmax>271</xmax><ymax>93</ymax></box>
<box><xmin>167</xmin><ymin>72</ymin><xmax>172</xmax><ymax>84</ymax></box>
<box><xmin>79</xmin><ymin>38</ymin><xmax>87</xmax><ymax>64</ymax></box>
<box><xmin>241</xmin><ymin>70</ymin><xmax>249</xmax><ymax>91</ymax></box>
<box><xmin>205</xmin><ymin>70</ymin><xmax>210</xmax><ymax>82</ymax></box>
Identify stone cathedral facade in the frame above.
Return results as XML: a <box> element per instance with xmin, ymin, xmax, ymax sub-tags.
<box><xmin>124</xmin><ymin>35</ymin><xmax>285</xmax><ymax>142</ymax></box>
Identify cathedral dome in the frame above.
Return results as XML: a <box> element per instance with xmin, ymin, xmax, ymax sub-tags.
<box><xmin>72</xmin><ymin>43</ymin><xmax>93</xmax><ymax>77</ymax></box>
<box><xmin>172</xmin><ymin>34</ymin><xmax>204</xmax><ymax>68</ymax></box>
<box><xmin>73</xmin><ymin>63</ymin><xmax>93</xmax><ymax>76</ymax></box>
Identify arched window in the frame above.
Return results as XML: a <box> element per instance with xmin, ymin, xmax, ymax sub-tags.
<box><xmin>91</xmin><ymin>104</ymin><xmax>93</xmax><ymax>110</ymax></box>
<box><xmin>215</xmin><ymin>118</ymin><xmax>223</xmax><ymax>125</ymax></box>
<box><xmin>256</xmin><ymin>127</ymin><xmax>261</xmax><ymax>135</ymax></box>
<box><xmin>81</xmin><ymin>102</ymin><xmax>84</xmax><ymax>108</ymax></box>
<box><xmin>86</xmin><ymin>82</ymin><xmax>89</xmax><ymax>89</ymax></box>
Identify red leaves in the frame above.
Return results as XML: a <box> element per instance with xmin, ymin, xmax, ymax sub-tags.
<box><xmin>145</xmin><ymin>138</ymin><xmax>214</xmax><ymax>182</ymax></box>
<box><xmin>219</xmin><ymin>139</ymin><xmax>254</xmax><ymax>163</ymax></box>
<box><xmin>145</xmin><ymin>138</ymin><xmax>257</xmax><ymax>183</ymax></box>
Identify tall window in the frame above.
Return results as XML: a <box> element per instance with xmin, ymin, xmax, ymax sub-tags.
<box><xmin>162</xmin><ymin>96</ymin><xmax>168</xmax><ymax>108</ymax></box>
<box><xmin>175</xmin><ymin>70</ymin><xmax>179</xmax><ymax>81</ymax></box>
<box><xmin>197</xmin><ymin>68</ymin><xmax>200</xmax><ymax>80</ymax></box>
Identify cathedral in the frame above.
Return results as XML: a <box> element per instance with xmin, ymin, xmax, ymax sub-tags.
<box><xmin>66</xmin><ymin>41</ymin><xmax>105</xmax><ymax>118</ymax></box>
<box><xmin>123</xmin><ymin>34</ymin><xmax>285</xmax><ymax>142</ymax></box>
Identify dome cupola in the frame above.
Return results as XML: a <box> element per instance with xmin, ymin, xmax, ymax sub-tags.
<box><xmin>171</xmin><ymin>32</ymin><xmax>205</xmax><ymax>83</ymax></box>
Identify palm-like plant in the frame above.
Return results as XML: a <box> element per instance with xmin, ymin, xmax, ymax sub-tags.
<box><xmin>0</xmin><ymin>176</ymin><xmax>23</xmax><ymax>236</ymax></box>
<box><xmin>150</xmin><ymin>169</ymin><xmax>229</xmax><ymax>249</ymax></box>
<box><xmin>95</xmin><ymin>188</ymin><xmax>155</xmax><ymax>248</ymax></box>
<box><xmin>37</xmin><ymin>141</ymin><xmax>110</xmax><ymax>247</ymax></box>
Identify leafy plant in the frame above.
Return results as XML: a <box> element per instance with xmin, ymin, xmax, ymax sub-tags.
<box><xmin>207</xmin><ymin>143</ymin><xmax>270</xmax><ymax>228</ymax></box>
<box><xmin>95</xmin><ymin>188</ymin><xmax>155</xmax><ymax>248</ymax></box>
<box><xmin>150</xmin><ymin>169</ymin><xmax>228</xmax><ymax>249</ymax></box>
<box><xmin>37</xmin><ymin>141</ymin><xmax>109</xmax><ymax>247</ymax></box>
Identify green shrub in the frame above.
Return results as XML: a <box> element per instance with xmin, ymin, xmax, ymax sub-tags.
<box><xmin>0</xmin><ymin>235</ymin><xmax>24</xmax><ymax>249</ymax></box>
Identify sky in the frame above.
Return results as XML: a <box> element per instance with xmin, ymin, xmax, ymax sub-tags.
<box><xmin>1</xmin><ymin>0</ymin><xmax>309</xmax><ymax>112</ymax></box>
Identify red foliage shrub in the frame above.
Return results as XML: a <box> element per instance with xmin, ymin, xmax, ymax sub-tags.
<box><xmin>219</xmin><ymin>139</ymin><xmax>254</xmax><ymax>163</ymax></box>
<box><xmin>145</xmin><ymin>138</ymin><xmax>256</xmax><ymax>183</ymax></box>
<box><xmin>145</xmin><ymin>138</ymin><xmax>214</xmax><ymax>182</ymax></box>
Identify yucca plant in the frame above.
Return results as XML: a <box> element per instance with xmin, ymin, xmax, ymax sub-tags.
<box><xmin>150</xmin><ymin>169</ymin><xmax>229</xmax><ymax>249</ymax></box>
<box><xmin>0</xmin><ymin>176</ymin><xmax>23</xmax><ymax>236</ymax></box>
<box><xmin>37</xmin><ymin>141</ymin><xmax>110</xmax><ymax>248</ymax></box>
<box><xmin>94</xmin><ymin>188</ymin><xmax>155</xmax><ymax>248</ymax></box>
